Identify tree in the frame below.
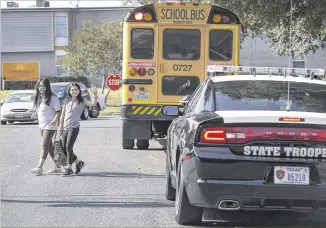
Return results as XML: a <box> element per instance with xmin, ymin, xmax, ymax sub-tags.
<box><xmin>122</xmin><ymin>0</ymin><xmax>326</xmax><ymax>57</ymax></box>
<box><xmin>61</xmin><ymin>21</ymin><xmax>123</xmax><ymax>93</ymax></box>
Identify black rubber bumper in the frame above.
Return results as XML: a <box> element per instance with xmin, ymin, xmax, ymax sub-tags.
<box><xmin>121</xmin><ymin>104</ymin><xmax>177</xmax><ymax>121</ymax></box>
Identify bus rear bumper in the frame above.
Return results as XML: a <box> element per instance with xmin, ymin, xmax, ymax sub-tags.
<box><xmin>120</xmin><ymin>104</ymin><xmax>177</xmax><ymax>121</ymax></box>
<box><xmin>121</xmin><ymin>104</ymin><xmax>177</xmax><ymax>139</ymax></box>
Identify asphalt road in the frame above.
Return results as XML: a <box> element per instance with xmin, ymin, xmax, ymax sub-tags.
<box><xmin>1</xmin><ymin>116</ymin><xmax>326</xmax><ymax>228</ymax></box>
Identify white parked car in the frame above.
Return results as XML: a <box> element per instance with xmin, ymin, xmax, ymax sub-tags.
<box><xmin>0</xmin><ymin>90</ymin><xmax>38</xmax><ymax>125</ymax></box>
<box><xmin>50</xmin><ymin>82</ymin><xmax>106</xmax><ymax>120</ymax></box>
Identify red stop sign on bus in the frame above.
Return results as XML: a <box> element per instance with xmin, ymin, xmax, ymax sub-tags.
<box><xmin>106</xmin><ymin>74</ymin><xmax>122</xmax><ymax>91</ymax></box>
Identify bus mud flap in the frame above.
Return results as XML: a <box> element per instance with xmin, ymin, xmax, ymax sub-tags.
<box><xmin>122</xmin><ymin>119</ymin><xmax>151</xmax><ymax>139</ymax></box>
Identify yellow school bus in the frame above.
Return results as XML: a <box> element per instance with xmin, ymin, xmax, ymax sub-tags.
<box><xmin>121</xmin><ymin>2</ymin><xmax>241</xmax><ymax>149</ymax></box>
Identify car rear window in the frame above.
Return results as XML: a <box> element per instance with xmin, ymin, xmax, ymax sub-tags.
<box><xmin>213</xmin><ymin>80</ymin><xmax>326</xmax><ymax>113</ymax></box>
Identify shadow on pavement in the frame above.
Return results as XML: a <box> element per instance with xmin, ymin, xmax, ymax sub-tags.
<box><xmin>77</xmin><ymin>172</ymin><xmax>165</xmax><ymax>178</ymax></box>
<box><xmin>46</xmin><ymin>201</ymin><xmax>173</xmax><ymax>208</ymax></box>
<box><xmin>1</xmin><ymin>199</ymin><xmax>173</xmax><ymax>208</ymax></box>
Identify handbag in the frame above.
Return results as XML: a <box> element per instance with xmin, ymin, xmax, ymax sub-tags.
<box><xmin>53</xmin><ymin>131</ymin><xmax>67</xmax><ymax>166</ymax></box>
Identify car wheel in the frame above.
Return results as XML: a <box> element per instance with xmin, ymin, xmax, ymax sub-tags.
<box><xmin>165</xmin><ymin>153</ymin><xmax>176</xmax><ymax>201</ymax></box>
<box><xmin>122</xmin><ymin>139</ymin><xmax>134</xmax><ymax>149</ymax></box>
<box><xmin>80</xmin><ymin>107</ymin><xmax>89</xmax><ymax>120</ymax></box>
<box><xmin>1</xmin><ymin>121</ymin><xmax>6</xmax><ymax>125</ymax></box>
<box><xmin>89</xmin><ymin>104</ymin><xmax>100</xmax><ymax>118</ymax></box>
<box><xmin>136</xmin><ymin>139</ymin><xmax>149</xmax><ymax>149</ymax></box>
<box><xmin>175</xmin><ymin>156</ymin><xmax>203</xmax><ymax>225</ymax></box>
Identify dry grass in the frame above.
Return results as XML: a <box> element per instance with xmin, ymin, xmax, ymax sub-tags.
<box><xmin>0</xmin><ymin>90</ymin><xmax>13</xmax><ymax>101</ymax></box>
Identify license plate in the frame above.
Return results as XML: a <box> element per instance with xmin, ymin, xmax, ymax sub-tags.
<box><xmin>134</xmin><ymin>92</ymin><xmax>149</xmax><ymax>100</ymax></box>
<box><xmin>274</xmin><ymin>166</ymin><xmax>309</xmax><ymax>185</ymax></box>
<box><xmin>15</xmin><ymin>113</ymin><xmax>24</xmax><ymax>118</ymax></box>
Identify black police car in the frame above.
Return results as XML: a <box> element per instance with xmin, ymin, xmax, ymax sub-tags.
<box><xmin>163</xmin><ymin>65</ymin><xmax>326</xmax><ymax>225</ymax></box>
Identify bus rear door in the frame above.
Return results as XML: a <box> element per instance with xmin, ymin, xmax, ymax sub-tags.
<box><xmin>206</xmin><ymin>25</ymin><xmax>240</xmax><ymax>70</ymax></box>
<box><xmin>157</xmin><ymin>26</ymin><xmax>206</xmax><ymax>104</ymax></box>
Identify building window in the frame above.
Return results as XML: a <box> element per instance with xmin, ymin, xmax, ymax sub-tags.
<box><xmin>56</xmin><ymin>55</ymin><xmax>69</xmax><ymax>77</ymax></box>
<box><xmin>55</xmin><ymin>16</ymin><xmax>68</xmax><ymax>38</ymax></box>
<box><xmin>292</xmin><ymin>55</ymin><xmax>305</xmax><ymax>68</ymax></box>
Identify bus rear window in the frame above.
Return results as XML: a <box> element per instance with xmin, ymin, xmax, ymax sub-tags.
<box><xmin>162</xmin><ymin>76</ymin><xmax>200</xmax><ymax>96</ymax></box>
<box><xmin>131</xmin><ymin>29</ymin><xmax>154</xmax><ymax>59</ymax></box>
<box><xmin>163</xmin><ymin>29</ymin><xmax>201</xmax><ymax>60</ymax></box>
<box><xmin>209</xmin><ymin>30</ymin><xmax>233</xmax><ymax>61</ymax></box>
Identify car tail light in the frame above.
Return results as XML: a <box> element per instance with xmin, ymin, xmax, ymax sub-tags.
<box><xmin>138</xmin><ymin>67</ymin><xmax>146</xmax><ymax>76</ymax></box>
<box><xmin>279</xmin><ymin>117</ymin><xmax>305</xmax><ymax>122</ymax></box>
<box><xmin>199</xmin><ymin>127</ymin><xmax>326</xmax><ymax>144</ymax></box>
<box><xmin>200</xmin><ymin>128</ymin><xmax>226</xmax><ymax>143</ymax></box>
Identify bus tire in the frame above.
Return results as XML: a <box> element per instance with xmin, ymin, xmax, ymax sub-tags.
<box><xmin>123</xmin><ymin>139</ymin><xmax>134</xmax><ymax>149</ymax></box>
<box><xmin>136</xmin><ymin>139</ymin><xmax>149</xmax><ymax>150</ymax></box>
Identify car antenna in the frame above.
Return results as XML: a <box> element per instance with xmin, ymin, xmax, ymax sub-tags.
<box><xmin>286</xmin><ymin>0</ymin><xmax>293</xmax><ymax>112</ymax></box>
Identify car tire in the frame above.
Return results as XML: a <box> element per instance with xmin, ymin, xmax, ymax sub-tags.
<box><xmin>165</xmin><ymin>153</ymin><xmax>176</xmax><ymax>201</ymax></box>
<box><xmin>80</xmin><ymin>107</ymin><xmax>89</xmax><ymax>120</ymax></box>
<box><xmin>89</xmin><ymin>104</ymin><xmax>100</xmax><ymax>118</ymax></box>
<box><xmin>122</xmin><ymin>139</ymin><xmax>134</xmax><ymax>149</ymax></box>
<box><xmin>136</xmin><ymin>139</ymin><xmax>149</xmax><ymax>150</ymax></box>
<box><xmin>175</xmin><ymin>156</ymin><xmax>203</xmax><ymax>225</ymax></box>
<box><xmin>1</xmin><ymin>121</ymin><xmax>6</xmax><ymax>125</ymax></box>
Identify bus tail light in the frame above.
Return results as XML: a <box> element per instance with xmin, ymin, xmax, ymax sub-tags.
<box><xmin>144</xmin><ymin>13</ymin><xmax>153</xmax><ymax>21</ymax></box>
<box><xmin>222</xmin><ymin>16</ymin><xmax>231</xmax><ymax>23</ymax></box>
<box><xmin>148</xmin><ymin>68</ymin><xmax>155</xmax><ymax>76</ymax></box>
<box><xmin>134</xmin><ymin>11</ymin><xmax>144</xmax><ymax>21</ymax></box>
<box><xmin>138</xmin><ymin>68</ymin><xmax>146</xmax><ymax>76</ymax></box>
<box><xmin>129</xmin><ymin>68</ymin><xmax>137</xmax><ymax>76</ymax></box>
<box><xmin>193</xmin><ymin>3</ymin><xmax>199</xmax><ymax>6</ymax></box>
<box><xmin>180</xmin><ymin>2</ymin><xmax>186</xmax><ymax>6</ymax></box>
<box><xmin>167</xmin><ymin>3</ymin><xmax>173</xmax><ymax>6</ymax></box>
<box><xmin>129</xmin><ymin>85</ymin><xmax>136</xmax><ymax>92</ymax></box>
<box><xmin>212</xmin><ymin>14</ymin><xmax>222</xmax><ymax>23</ymax></box>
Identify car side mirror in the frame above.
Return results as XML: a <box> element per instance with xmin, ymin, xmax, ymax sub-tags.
<box><xmin>180</xmin><ymin>95</ymin><xmax>191</xmax><ymax>107</ymax></box>
<box><xmin>0</xmin><ymin>100</ymin><xmax>3</xmax><ymax>106</ymax></box>
<box><xmin>162</xmin><ymin>105</ymin><xmax>179</xmax><ymax>116</ymax></box>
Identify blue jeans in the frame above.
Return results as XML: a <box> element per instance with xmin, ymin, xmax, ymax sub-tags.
<box><xmin>61</xmin><ymin>127</ymin><xmax>79</xmax><ymax>165</ymax></box>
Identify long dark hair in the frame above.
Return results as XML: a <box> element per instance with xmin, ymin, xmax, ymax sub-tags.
<box><xmin>34</xmin><ymin>77</ymin><xmax>52</xmax><ymax>107</ymax></box>
<box><xmin>67</xmin><ymin>82</ymin><xmax>83</xmax><ymax>104</ymax></box>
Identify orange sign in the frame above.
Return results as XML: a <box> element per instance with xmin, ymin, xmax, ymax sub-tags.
<box><xmin>2</xmin><ymin>62</ymin><xmax>40</xmax><ymax>81</ymax></box>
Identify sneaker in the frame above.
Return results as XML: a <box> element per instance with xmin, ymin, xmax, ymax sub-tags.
<box><xmin>46</xmin><ymin>167</ymin><xmax>63</xmax><ymax>174</ymax></box>
<box><xmin>62</xmin><ymin>168</ymin><xmax>73</xmax><ymax>176</ymax></box>
<box><xmin>31</xmin><ymin>167</ymin><xmax>43</xmax><ymax>176</ymax></box>
<box><xmin>75</xmin><ymin>161</ymin><xmax>85</xmax><ymax>174</ymax></box>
